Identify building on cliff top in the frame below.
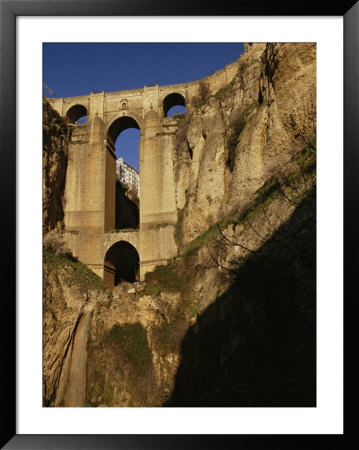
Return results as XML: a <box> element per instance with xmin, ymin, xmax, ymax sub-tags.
<box><xmin>116</xmin><ymin>157</ymin><xmax>140</xmax><ymax>197</ymax></box>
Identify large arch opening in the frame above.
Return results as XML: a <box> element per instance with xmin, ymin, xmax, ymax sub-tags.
<box><xmin>104</xmin><ymin>241</ymin><xmax>140</xmax><ymax>287</ymax></box>
<box><xmin>107</xmin><ymin>116</ymin><xmax>140</xmax><ymax>149</ymax></box>
<box><xmin>66</xmin><ymin>104</ymin><xmax>87</xmax><ymax>124</ymax></box>
<box><xmin>163</xmin><ymin>93</ymin><xmax>186</xmax><ymax>117</ymax></box>
<box><xmin>106</xmin><ymin>116</ymin><xmax>140</xmax><ymax>232</ymax></box>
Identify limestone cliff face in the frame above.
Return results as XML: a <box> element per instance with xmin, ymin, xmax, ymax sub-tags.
<box><xmin>86</xmin><ymin>285</ymin><xmax>184</xmax><ymax>406</ymax></box>
<box><xmin>43</xmin><ymin>253</ymin><xmax>184</xmax><ymax>407</ymax></box>
<box><xmin>43</xmin><ymin>254</ymin><xmax>103</xmax><ymax>406</ymax></box>
<box><xmin>173</xmin><ymin>43</ymin><xmax>316</xmax><ymax>245</ymax></box>
<box><xmin>43</xmin><ymin>43</ymin><xmax>316</xmax><ymax>407</ymax></box>
<box><xmin>43</xmin><ymin>98</ymin><xmax>70</xmax><ymax>233</ymax></box>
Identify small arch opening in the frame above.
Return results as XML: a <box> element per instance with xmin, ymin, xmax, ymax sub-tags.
<box><xmin>104</xmin><ymin>241</ymin><xmax>139</xmax><ymax>286</ymax></box>
<box><xmin>66</xmin><ymin>104</ymin><xmax>87</xmax><ymax>124</ymax></box>
<box><xmin>163</xmin><ymin>93</ymin><xmax>186</xmax><ymax>117</ymax></box>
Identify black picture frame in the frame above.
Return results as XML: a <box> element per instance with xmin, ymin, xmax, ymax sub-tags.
<box><xmin>1</xmin><ymin>1</ymin><xmax>357</xmax><ymax>448</ymax></box>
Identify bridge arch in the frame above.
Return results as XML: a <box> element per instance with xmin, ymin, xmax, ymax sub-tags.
<box><xmin>106</xmin><ymin>113</ymin><xmax>142</xmax><ymax>149</ymax></box>
<box><xmin>162</xmin><ymin>92</ymin><xmax>186</xmax><ymax>117</ymax></box>
<box><xmin>105</xmin><ymin>114</ymin><xmax>141</xmax><ymax>233</ymax></box>
<box><xmin>66</xmin><ymin>104</ymin><xmax>88</xmax><ymax>124</ymax></box>
<box><xmin>103</xmin><ymin>240</ymin><xmax>140</xmax><ymax>286</ymax></box>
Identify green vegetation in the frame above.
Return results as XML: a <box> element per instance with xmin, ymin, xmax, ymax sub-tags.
<box><xmin>86</xmin><ymin>323</ymin><xmax>154</xmax><ymax>406</ymax></box>
<box><xmin>181</xmin><ymin>217</ymin><xmax>229</xmax><ymax>258</ymax></box>
<box><xmin>236</xmin><ymin>177</ymin><xmax>280</xmax><ymax>226</ymax></box>
<box><xmin>192</xmin><ymin>80</ymin><xmax>210</xmax><ymax>109</ymax></box>
<box><xmin>155</xmin><ymin>131</ymin><xmax>176</xmax><ymax>137</ymax></box>
<box><xmin>69</xmin><ymin>139</ymin><xmax>88</xmax><ymax>144</ymax></box>
<box><xmin>213</xmin><ymin>80</ymin><xmax>235</xmax><ymax>102</ymax></box>
<box><xmin>149</xmin><ymin>222</ymin><xmax>169</xmax><ymax>230</ymax></box>
<box><xmin>174</xmin><ymin>143</ymin><xmax>316</xmax><ymax>258</ymax></box>
<box><xmin>141</xmin><ymin>284</ymin><xmax>162</xmax><ymax>296</ymax></box>
<box><xmin>65</xmin><ymin>229</ymin><xmax>79</xmax><ymax>235</ymax></box>
<box><xmin>105</xmin><ymin>228</ymin><xmax>138</xmax><ymax>233</ymax></box>
<box><xmin>107</xmin><ymin>323</ymin><xmax>152</xmax><ymax>376</ymax></box>
<box><xmin>291</xmin><ymin>141</ymin><xmax>316</xmax><ymax>175</ymax></box>
<box><xmin>144</xmin><ymin>263</ymin><xmax>186</xmax><ymax>294</ymax></box>
<box><xmin>154</xmin><ymin>319</ymin><xmax>178</xmax><ymax>354</ymax></box>
<box><xmin>152</xmin><ymin>306</ymin><xmax>187</xmax><ymax>355</ymax></box>
<box><xmin>185</xmin><ymin>296</ymin><xmax>201</xmax><ymax>319</ymax></box>
<box><xmin>182</xmin><ymin>224</ymin><xmax>219</xmax><ymax>257</ymax></box>
<box><xmin>155</xmin><ymin>320</ymin><xmax>173</xmax><ymax>351</ymax></box>
<box><xmin>43</xmin><ymin>247</ymin><xmax>107</xmax><ymax>292</ymax></box>
<box><xmin>141</xmin><ymin>143</ymin><xmax>316</xmax><ymax>292</ymax></box>
<box><xmin>254</xmin><ymin>177</ymin><xmax>279</xmax><ymax>204</ymax></box>
<box><xmin>102</xmin><ymin>378</ymin><xmax>115</xmax><ymax>406</ymax></box>
<box><xmin>174</xmin><ymin>207</ymin><xmax>185</xmax><ymax>246</ymax></box>
<box><xmin>236</xmin><ymin>145</ymin><xmax>316</xmax><ymax>226</ymax></box>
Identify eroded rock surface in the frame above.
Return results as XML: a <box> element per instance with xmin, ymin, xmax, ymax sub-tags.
<box><xmin>43</xmin><ymin>99</ymin><xmax>70</xmax><ymax>233</ymax></box>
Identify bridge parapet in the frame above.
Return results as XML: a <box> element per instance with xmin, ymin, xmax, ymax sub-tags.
<box><xmin>46</xmin><ymin>51</ymin><xmax>254</xmax><ymax>124</ymax></box>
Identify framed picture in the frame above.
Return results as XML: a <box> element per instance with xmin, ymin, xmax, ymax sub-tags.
<box><xmin>1</xmin><ymin>0</ymin><xmax>357</xmax><ymax>448</ymax></box>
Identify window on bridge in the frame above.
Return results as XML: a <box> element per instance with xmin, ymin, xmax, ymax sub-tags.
<box><xmin>163</xmin><ymin>93</ymin><xmax>186</xmax><ymax>117</ymax></box>
<box><xmin>104</xmin><ymin>241</ymin><xmax>139</xmax><ymax>286</ymax></box>
<box><xmin>106</xmin><ymin>116</ymin><xmax>140</xmax><ymax>232</ymax></box>
<box><xmin>66</xmin><ymin>104</ymin><xmax>87</xmax><ymax>124</ymax></box>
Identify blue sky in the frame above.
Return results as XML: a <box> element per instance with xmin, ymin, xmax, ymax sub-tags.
<box><xmin>43</xmin><ymin>43</ymin><xmax>244</xmax><ymax>170</ymax></box>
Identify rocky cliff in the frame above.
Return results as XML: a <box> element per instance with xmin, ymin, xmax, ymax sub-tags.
<box><xmin>43</xmin><ymin>43</ymin><xmax>316</xmax><ymax>407</ymax></box>
<box><xmin>43</xmin><ymin>99</ymin><xmax>70</xmax><ymax>233</ymax></box>
<box><xmin>174</xmin><ymin>43</ymin><xmax>316</xmax><ymax>245</ymax></box>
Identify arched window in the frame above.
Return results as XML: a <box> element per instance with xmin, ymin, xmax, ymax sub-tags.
<box><xmin>104</xmin><ymin>241</ymin><xmax>139</xmax><ymax>286</ymax></box>
<box><xmin>66</xmin><ymin>104</ymin><xmax>87</xmax><ymax>124</ymax></box>
<box><xmin>163</xmin><ymin>93</ymin><xmax>186</xmax><ymax>117</ymax></box>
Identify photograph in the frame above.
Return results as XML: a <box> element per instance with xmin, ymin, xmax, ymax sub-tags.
<box><xmin>3</xmin><ymin>2</ymin><xmax>356</xmax><ymax>447</ymax></box>
<box><xmin>42</xmin><ymin>42</ymin><xmax>317</xmax><ymax>408</ymax></box>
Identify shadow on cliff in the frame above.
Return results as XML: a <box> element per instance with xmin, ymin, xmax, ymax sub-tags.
<box><xmin>165</xmin><ymin>194</ymin><xmax>316</xmax><ymax>407</ymax></box>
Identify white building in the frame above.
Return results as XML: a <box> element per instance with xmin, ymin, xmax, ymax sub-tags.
<box><xmin>116</xmin><ymin>157</ymin><xmax>140</xmax><ymax>197</ymax></box>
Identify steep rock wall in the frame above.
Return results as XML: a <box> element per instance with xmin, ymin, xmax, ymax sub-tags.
<box><xmin>173</xmin><ymin>43</ymin><xmax>316</xmax><ymax>245</ymax></box>
<box><xmin>43</xmin><ymin>252</ymin><xmax>184</xmax><ymax>407</ymax></box>
<box><xmin>43</xmin><ymin>99</ymin><xmax>70</xmax><ymax>233</ymax></box>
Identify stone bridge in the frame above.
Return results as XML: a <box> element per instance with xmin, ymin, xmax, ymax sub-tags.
<box><xmin>47</xmin><ymin>51</ymin><xmax>252</xmax><ymax>285</ymax></box>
